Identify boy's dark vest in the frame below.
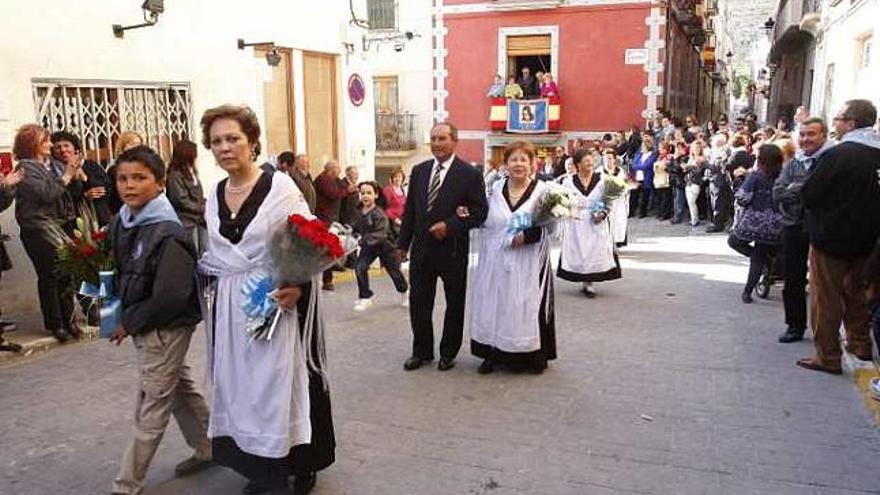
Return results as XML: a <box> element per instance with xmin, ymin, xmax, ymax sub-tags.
<box><xmin>112</xmin><ymin>218</ymin><xmax>200</xmax><ymax>327</ymax></box>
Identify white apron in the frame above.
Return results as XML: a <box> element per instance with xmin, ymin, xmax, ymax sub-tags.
<box><xmin>468</xmin><ymin>179</ymin><xmax>548</xmax><ymax>353</ymax></box>
<box><xmin>605</xmin><ymin>168</ymin><xmax>629</xmax><ymax>244</ymax></box>
<box><xmin>559</xmin><ymin>175</ymin><xmax>616</xmax><ymax>275</ymax></box>
<box><xmin>199</xmin><ymin>173</ymin><xmax>313</xmax><ymax>459</ymax></box>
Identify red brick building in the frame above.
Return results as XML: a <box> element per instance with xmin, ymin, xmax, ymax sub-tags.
<box><xmin>432</xmin><ymin>0</ymin><xmax>715</xmax><ymax>164</ymax></box>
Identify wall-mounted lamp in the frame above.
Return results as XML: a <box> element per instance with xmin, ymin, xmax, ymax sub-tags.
<box><xmin>238</xmin><ymin>38</ymin><xmax>282</xmax><ymax>67</ymax></box>
<box><xmin>113</xmin><ymin>0</ymin><xmax>164</xmax><ymax>38</ymax></box>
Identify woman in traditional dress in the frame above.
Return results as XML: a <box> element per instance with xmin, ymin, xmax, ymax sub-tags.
<box><xmin>197</xmin><ymin>105</ymin><xmax>334</xmax><ymax>495</ymax></box>
<box><xmin>601</xmin><ymin>147</ymin><xmax>629</xmax><ymax>247</ymax></box>
<box><xmin>558</xmin><ymin>148</ymin><xmax>621</xmax><ymax>298</ymax></box>
<box><xmin>468</xmin><ymin>140</ymin><xmax>556</xmax><ymax>375</ymax></box>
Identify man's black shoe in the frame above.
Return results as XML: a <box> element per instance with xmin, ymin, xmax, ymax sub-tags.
<box><xmin>403</xmin><ymin>356</ymin><xmax>431</xmax><ymax>371</ymax></box>
<box><xmin>705</xmin><ymin>225</ymin><xmax>723</xmax><ymax>233</ymax></box>
<box><xmin>438</xmin><ymin>357</ymin><xmax>455</xmax><ymax>371</ymax></box>
<box><xmin>292</xmin><ymin>472</ymin><xmax>316</xmax><ymax>495</ymax></box>
<box><xmin>778</xmin><ymin>328</ymin><xmax>805</xmax><ymax>343</ymax></box>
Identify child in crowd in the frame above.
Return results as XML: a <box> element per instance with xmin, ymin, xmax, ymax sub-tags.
<box><xmin>352</xmin><ymin>181</ymin><xmax>408</xmax><ymax>311</ymax></box>
<box><xmin>108</xmin><ymin>146</ymin><xmax>213</xmax><ymax>495</ymax></box>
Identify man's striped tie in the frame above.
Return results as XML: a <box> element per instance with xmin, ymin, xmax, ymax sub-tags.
<box><xmin>426</xmin><ymin>163</ymin><xmax>444</xmax><ymax>212</ymax></box>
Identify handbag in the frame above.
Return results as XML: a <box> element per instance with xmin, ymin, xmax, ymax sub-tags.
<box><xmin>733</xmin><ymin>207</ymin><xmax>783</xmax><ymax>244</ymax></box>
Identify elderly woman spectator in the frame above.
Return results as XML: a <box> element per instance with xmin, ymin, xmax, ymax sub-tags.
<box><xmin>314</xmin><ymin>160</ymin><xmax>357</xmax><ymax>290</ymax></box>
<box><xmin>540</xmin><ymin>74</ymin><xmax>559</xmax><ymax>97</ymax></box>
<box><xmin>107</xmin><ymin>130</ymin><xmax>144</xmax><ymax>214</ymax></box>
<box><xmin>728</xmin><ymin>144</ymin><xmax>784</xmax><ymax>303</ymax></box>
<box><xmin>653</xmin><ymin>143</ymin><xmax>673</xmax><ymax>221</ymax></box>
<box><xmin>13</xmin><ymin>124</ymin><xmax>83</xmax><ymax>342</ymax></box>
<box><xmin>166</xmin><ymin>140</ymin><xmax>207</xmax><ymax>254</ymax></box>
<box><xmin>486</xmin><ymin>74</ymin><xmax>505</xmax><ymax>98</ymax></box>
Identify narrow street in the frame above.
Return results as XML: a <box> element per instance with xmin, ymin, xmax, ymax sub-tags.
<box><xmin>1</xmin><ymin>219</ymin><xmax>878</xmax><ymax>495</ymax></box>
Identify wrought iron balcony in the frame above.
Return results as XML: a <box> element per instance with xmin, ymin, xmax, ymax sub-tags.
<box><xmin>376</xmin><ymin>112</ymin><xmax>418</xmax><ymax>152</ymax></box>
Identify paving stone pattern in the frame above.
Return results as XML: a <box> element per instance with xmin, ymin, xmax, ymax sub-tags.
<box><xmin>1</xmin><ymin>219</ymin><xmax>878</xmax><ymax>494</ymax></box>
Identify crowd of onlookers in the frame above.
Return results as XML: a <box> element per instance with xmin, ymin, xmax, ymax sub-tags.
<box><xmin>487</xmin><ymin>66</ymin><xmax>560</xmax><ymax>100</ymax></box>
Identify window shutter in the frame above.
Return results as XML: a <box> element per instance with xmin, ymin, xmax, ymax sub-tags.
<box><xmin>506</xmin><ymin>35</ymin><xmax>552</xmax><ymax>56</ymax></box>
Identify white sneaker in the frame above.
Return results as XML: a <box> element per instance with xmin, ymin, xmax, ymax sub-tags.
<box><xmin>353</xmin><ymin>298</ymin><xmax>373</xmax><ymax>311</ymax></box>
<box><xmin>400</xmin><ymin>291</ymin><xmax>409</xmax><ymax>307</ymax></box>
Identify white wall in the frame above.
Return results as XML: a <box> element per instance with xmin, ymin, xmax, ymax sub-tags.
<box><xmin>811</xmin><ymin>0</ymin><xmax>880</xmax><ymax>121</ymax></box>
<box><xmin>0</xmin><ymin>0</ymin><xmax>373</xmax><ymax>314</ymax></box>
<box><xmin>360</xmin><ymin>0</ymin><xmax>434</xmax><ymax>158</ymax></box>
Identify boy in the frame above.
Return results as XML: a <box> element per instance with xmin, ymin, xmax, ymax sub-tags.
<box><xmin>352</xmin><ymin>181</ymin><xmax>408</xmax><ymax>311</ymax></box>
<box><xmin>109</xmin><ymin>146</ymin><xmax>212</xmax><ymax>495</ymax></box>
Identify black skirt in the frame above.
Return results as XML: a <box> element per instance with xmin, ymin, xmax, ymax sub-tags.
<box><xmin>471</xmin><ymin>259</ymin><xmax>557</xmax><ymax>370</ymax></box>
<box><xmin>556</xmin><ymin>252</ymin><xmax>622</xmax><ymax>283</ymax></box>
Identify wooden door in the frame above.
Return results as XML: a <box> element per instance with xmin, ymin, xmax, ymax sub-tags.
<box><xmin>303</xmin><ymin>51</ymin><xmax>338</xmax><ymax>176</ymax></box>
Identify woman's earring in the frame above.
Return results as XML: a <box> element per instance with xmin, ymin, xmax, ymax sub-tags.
<box><xmin>251</xmin><ymin>149</ymin><xmax>258</xmax><ymax>161</ymax></box>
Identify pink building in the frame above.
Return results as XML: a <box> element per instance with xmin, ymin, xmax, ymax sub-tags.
<box><xmin>432</xmin><ymin>0</ymin><xmax>712</xmax><ymax>164</ymax></box>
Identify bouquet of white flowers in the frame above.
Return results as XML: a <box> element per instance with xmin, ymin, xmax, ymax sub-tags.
<box><xmin>503</xmin><ymin>182</ymin><xmax>579</xmax><ymax>247</ymax></box>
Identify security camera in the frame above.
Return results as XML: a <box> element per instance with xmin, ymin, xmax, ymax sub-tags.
<box><xmin>404</xmin><ymin>31</ymin><xmax>414</xmax><ymax>40</ymax></box>
<box><xmin>393</xmin><ymin>42</ymin><xmax>404</xmax><ymax>52</ymax></box>
<box><xmin>266</xmin><ymin>48</ymin><xmax>282</xmax><ymax>67</ymax></box>
<box><xmin>141</xmin><ymin>0</ymin><xmax>164</xmax><ymax>15</ymax></box>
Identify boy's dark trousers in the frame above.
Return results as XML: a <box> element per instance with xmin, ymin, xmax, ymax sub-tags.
<box><xmin>782</xmin><ymin>225</ymin><xmax>809</xmax><ymax>334</ymax></box>
<box><xmin>356</xmin><ymin>243</ymin><xmax>408</xmax><ymax>299</ymax></box>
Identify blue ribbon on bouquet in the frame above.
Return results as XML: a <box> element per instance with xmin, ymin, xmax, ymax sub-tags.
<box><xmin>588</xmin><ymin>200</ymin><xmax>607</xmax><ymax>219</ymax></box>
<box><xmin>240</xmin><ymin>273</ymin><xmax>281</xmax><ymax>341</ymax></box>
<box><xmin>78</xmin><ymin>271</ymin><xmax>122</xmax><ymax>339</ymax></box>
<box><xmin>503</xmin><ymin>211</ymin><xmax>533</xmax><ymax>248</ymax></box>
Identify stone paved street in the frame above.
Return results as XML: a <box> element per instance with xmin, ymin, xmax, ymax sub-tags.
<box><xmin>1</xmin><ymin>219</ymin><xmax>879</xmax><ymax>495</ymax></box>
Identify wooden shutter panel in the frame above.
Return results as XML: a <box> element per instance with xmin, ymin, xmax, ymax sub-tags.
<box><xmin>506</xmin><ymin>35</ymin><xmax>551</xmax><ymax>56</ymax></box>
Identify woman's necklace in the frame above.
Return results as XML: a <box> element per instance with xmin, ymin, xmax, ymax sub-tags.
<box><xmin>508</xmin><ymin>179</ymin><xmax>529</xmax><ymax>204</ymax></box>
<box><xmin>226</xmin><ymin>172</ymin><xmax>260</xmax><ymax>219</ymax></box>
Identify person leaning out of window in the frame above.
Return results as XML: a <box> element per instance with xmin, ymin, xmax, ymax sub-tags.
<box><xmin>12</xmin><ymin>124</ymin><xmax>84</xmax><ymax>342</ymax></box>
<box><xmin>166</xmin><ymin>140</ymin><xmax>208</xmax><ymax>254</ymax></box>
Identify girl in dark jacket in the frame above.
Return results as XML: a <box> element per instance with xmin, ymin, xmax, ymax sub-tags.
<box><xmin>727</xmin><ymin>144</ymin><xmax>784</xmax><ymax>303</ymax></box>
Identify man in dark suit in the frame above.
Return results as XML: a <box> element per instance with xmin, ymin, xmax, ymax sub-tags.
<box><xmin>397</xmin><ymin>122</ymin><xmax>488</xmax><ymax>371</ymax></box>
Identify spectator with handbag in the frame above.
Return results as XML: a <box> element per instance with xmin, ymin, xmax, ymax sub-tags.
<box><xmin>727</xmin><ymin>144</ymin><xmax>784</xmax><ymax>304</ymax></box>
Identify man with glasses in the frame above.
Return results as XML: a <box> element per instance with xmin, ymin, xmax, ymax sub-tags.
<box><xmin>797</xmin><ymin>100</ymin><xmax>880</xmax><ymax>374</ymax></box>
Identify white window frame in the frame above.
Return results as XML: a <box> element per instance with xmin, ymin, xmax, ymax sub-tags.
<box><xmin>497</xmin><ymin>26</ymin><xmax>560</xmax><ymax>82</ymax></box>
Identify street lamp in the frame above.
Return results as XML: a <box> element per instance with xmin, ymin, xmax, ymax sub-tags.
<box><xmin>112</xmin><ymin>0</ymin><xmax>164</xmax><ymax>38</ymax></box>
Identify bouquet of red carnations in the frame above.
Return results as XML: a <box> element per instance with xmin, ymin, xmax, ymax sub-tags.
<box><xmin>242</xmin><ymin>214</ymin><xmax>357</xmax><ymax>341</ymax></box>
<box><xmin>56</xmin><ymin>217</ymin><xmax>114</xmax><ymax>287</ymax></box>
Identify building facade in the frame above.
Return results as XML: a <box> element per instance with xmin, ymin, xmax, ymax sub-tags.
<box><xmin>0</xmin><ymin>0</ymin><xmax>377</xmax><ymax>314</ymax></box>
<box><xmin>767</xmin><ymin>0</ymin><xmax>878</xmax><ymax>125</ymax></box>
<box><xmin>435</xmin><ymin>0</ymin><xmax>729</xmax><ymax>165</ymax></box>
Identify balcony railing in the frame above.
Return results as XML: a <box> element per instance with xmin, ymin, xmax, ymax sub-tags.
<box><xmin>376</xmin><ymin>112</ymin><xmax>418</xmax><ymax>152</ymax></box>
